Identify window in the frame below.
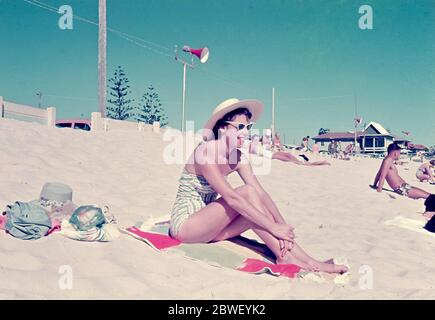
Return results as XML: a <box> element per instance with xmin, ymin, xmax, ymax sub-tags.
<box><xmin>74</xmin><ymin>123</ymin><xmax>91</xmax><ymax>131</ymax></box>
<box><xmin>56</xmin><ymin>123</ymin><xmax>72</xmax><ymax>128</ymax></box>
<box><xmin>375</xmin><ymin>137</ymin><xmax>384</xmax><ymax>148</ymax></box>
<box><xmin>365</xmin><ymin>138</ymin><xmax>373</xmax><ymax>147</ymax></box>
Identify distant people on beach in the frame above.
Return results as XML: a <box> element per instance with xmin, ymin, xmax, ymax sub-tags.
<box><xmin>300</xmin><ymin>136</ymin><xmax>310</xmax><ymax>152</ymax></box>
<box><xmin>328</xmin><ymin>140</ymin><xmax>339</xmax><ymax>158</ymax></box>
<box><xmin>248</xmin><ymin>136</ymin><xmax>330</xmax><ymax>166</ymax></box>
<box><xmin>311</xmin><ymin>142</ymin><xmax>320</xmax><ymax>154</ymax></box>
<box><xmin>168</xmin><ymin>98</ymin><xmax>348</xmax><ymax>273</ymax></box>
<box><xmin>416</xmin><ymin>160</ymin><xmax>435</xmax><ymax>184</ymax></box>
<box><xmin>372</xmin><ymin>143</ymin><xmax>435</xmax><ymax>220</ymax></box>
<box><xmin>271</xmin><ymin>151</ymin><xmax>331</xmax><ymax>166</ymax></box>
<box><xmin>272</xmin><ymin>133</ymin><xmax>282</xmax><ymax>151</ymax></box>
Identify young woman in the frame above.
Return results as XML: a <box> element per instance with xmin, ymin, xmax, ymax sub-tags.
<box><xmin>169</xmin><ymin>98</ymin><xmax>348</xmax><ymax>273</ymax></box>
<box><xmin>416</xmin><ymin>160</ymin><xmax>435</xmax><ymax>183</ymax></box>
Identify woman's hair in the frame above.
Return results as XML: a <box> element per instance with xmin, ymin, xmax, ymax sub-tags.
<box><xmin>430</xmin><ymin>159</ymin><xmax>435</xmax><ymax>166</ymax></box>
<box><xmin>212</xmin><ymin>107</ymin><xmax>252</xmax><ymax>140</ymax></box>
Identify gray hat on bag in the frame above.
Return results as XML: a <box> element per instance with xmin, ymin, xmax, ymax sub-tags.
<box><xmin>40</xmin><ymin>182</ymin><xmax>73</xmax><ymax>202</ymax></box>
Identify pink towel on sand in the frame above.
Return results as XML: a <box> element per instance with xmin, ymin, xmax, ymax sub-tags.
<box><xmin>126</xmin><ymin>226</ymin><xmax>181</xmax><ymax>250</ymax></box>
<box><xmin>125</xmin><ymin>226</ymin><xmax>301</xmax><ymax>278</ymax></box>
<box><xmin>237</xmin><ymin>258</ymin><xmax>301</xmax><ymax>278</ymax></box>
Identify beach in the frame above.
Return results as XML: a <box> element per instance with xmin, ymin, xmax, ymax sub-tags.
<box><xmin>1</xmin><ymin>118</ymin><xmax>434</xmax><ymax>300</ymax></box>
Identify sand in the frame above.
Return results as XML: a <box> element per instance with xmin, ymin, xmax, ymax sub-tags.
<box><xmin>0</xmin><ymin>118</ymin><xmax>434</xmax><ymax>299</ymax></box>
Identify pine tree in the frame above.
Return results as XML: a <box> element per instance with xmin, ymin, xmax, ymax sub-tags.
<box><xmin>136</xmin><ymin>85</ymin><xmax>168</xmax><ymax>127</ymax></box>
<box><xmin>107</xmin><ymin>66</ymin><xmax>134</xmax><ymax>120</ymax></box>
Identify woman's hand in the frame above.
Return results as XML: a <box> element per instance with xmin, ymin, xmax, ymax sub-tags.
<box><xmin>278</xmin><ymin>239</ymin><xmax>294</xmax><ymax>258</ymax></box>
<box><xmin>271</xmin><ymin>223</ymin><xmax>294</xmax><ymax>242</ymax></box>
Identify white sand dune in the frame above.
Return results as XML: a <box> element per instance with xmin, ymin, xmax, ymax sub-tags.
<box><xmin>1</xmin><ymin>118</ymin><xmax>434</xmax><ymax>299</ymax></box>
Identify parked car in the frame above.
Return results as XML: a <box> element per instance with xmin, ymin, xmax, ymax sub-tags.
<box><xmin>56</xmin><ymin>119</ymin><xmax>91</xmax><ymax>131</ymax></box>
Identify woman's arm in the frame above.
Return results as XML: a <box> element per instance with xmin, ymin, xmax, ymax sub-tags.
<box><xmin>236</xmin><ymin>155</ymin><xmax>288</xmax><ymax>224</ymax></box>
<box><xmin>196</xmin><ymin>147</ymin><xmax>276</xmax><ymax>232</ymax></box>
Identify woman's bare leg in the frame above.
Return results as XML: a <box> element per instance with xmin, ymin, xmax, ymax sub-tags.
<box><xmin>176</xmin><ymin>185</ymin><xmax>347</xmax><ymax>273</ymax></box>
<box><xmin>177</xmin><ymin>186</ymin><xmax>312</xmax><ymax>269</ymax></box>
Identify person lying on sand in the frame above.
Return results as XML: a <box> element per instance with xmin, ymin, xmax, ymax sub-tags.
<box><xmin>271</xmin><ymin>151</ymin><xmax>331</xmax><ymax>166</ymax></box>
<box><xmin>372</xmin><ymin>143</ymin><xmax>434</xmax><ymax>219</ymax></box>
<box><xmin>168</xmin><ymin>98</ymin><xmax>348</xmax><ymax>274</ymax></box>
<box><xmin>416</xmin><ymin>160</ymin><xmax>435</xmax><ymax>183</ymax></box>
<box><xmin>248</xmin><ymin>137</ymin><xmax>330</xmax><ymax>166</ymax></box>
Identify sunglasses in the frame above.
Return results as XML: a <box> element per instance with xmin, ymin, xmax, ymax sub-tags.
<box><xmin>225</xmin><ymin>121</ymin><xmax>255</xmax><ymax>131</ymax></box>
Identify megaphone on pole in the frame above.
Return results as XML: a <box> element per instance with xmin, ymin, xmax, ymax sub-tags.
<box><xmin>182</xmin><ymin>46</ymin><xmax>210</xmax><ymax>63</ymax></box>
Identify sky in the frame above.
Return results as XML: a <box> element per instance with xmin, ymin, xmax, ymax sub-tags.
<box><xmin>1</xmin><ymin>0</ymin><xmax>434</xmax><ymax>145</ymax></box>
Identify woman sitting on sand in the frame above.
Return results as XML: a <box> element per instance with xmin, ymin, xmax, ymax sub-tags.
<box><xmin>169</xmin><ymin>98</ymin><xmax>347</xmax><ymax>273</ymax></box>
<box><xmin>416</xmin><ymin>160</ymin><xmax>435</xmax><ymax>184</ymax></box>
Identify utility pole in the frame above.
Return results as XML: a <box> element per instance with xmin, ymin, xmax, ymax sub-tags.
<box><xmin>36</xmin><ymin>91</ymin><xmax>43</xmax><ymax>108</ymax></box>
<box><xmin>271</xmin><ymin>87</ymin><xmax>275</xmax><ymax>137</ymax></box>
<box><xmin>98</xmin><ymin>0</ymin><xmax>107</xmax><ymax>117</ymax></box>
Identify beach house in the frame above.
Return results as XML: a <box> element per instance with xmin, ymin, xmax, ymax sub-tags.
<box><xmin>312</xmin><ymin>122</ymin><xmax>408</xmax><ymax>154</ymax></box>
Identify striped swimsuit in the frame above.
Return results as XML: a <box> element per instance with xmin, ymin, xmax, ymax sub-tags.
<box><xmin>169</xmin><ymin>168</ymin><xmax>218</xmax><ymax>239</ymax></box>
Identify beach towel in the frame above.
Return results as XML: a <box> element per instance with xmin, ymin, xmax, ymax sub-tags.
<box><xmin>122</xmin><ymin>224</ymin><xmax>274</xmax><ymax>271</ymax></box>
<box><xmin>122</xmin><ymin>220</ymin><xmax>351</xmax><ymax>282</ymax></box>
<box><xmin>237</xmin><ymin>258</ymin><xmax>300</xmax><ymax>278</ymax></box>
<box><xmin>384</xmin><ymin>216</ymin><xmax>435</xmax><ymax>238</ymax></box>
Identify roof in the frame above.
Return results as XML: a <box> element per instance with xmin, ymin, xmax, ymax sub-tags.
<box><xmin>408</xmin><ymin>143</ymin><xmax>428</xmax><ymax>151</ymax></box>
<box><xmin>364</xmin><ymin>121</ymin><xmax>390</xmax><ymax>135</ymax></box>
<box><xmin>312</xmin><ymin>131</ymin><xmax>363</xmax><ymax>141</ymax></box>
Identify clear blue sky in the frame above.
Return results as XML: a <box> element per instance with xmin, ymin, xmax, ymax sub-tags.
<box><xmin>1</xmin><ymin>0</ymin><xmax>434</xmax><ymax>145</ymax></box>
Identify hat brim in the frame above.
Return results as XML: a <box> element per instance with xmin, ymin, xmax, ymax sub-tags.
<box><xmin>203</xmin><ymin>99</ymin><xmax>264</xmax><ymax>135</ymax></box>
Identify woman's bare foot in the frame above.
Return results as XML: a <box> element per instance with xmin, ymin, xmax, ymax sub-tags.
<box><xmin>307</xmin><ymin>261</ymin><xmax>348</xmax><ymax>274</ymax></box>
<box><xmin>277</xmin><ymin>253</ymin><xmax>318</xmax><ymax>272</ymax></box>
<box><xmin>423</xmin><ymin>211</ymin><xmax>435</xmax><ymax>221</ymax></box>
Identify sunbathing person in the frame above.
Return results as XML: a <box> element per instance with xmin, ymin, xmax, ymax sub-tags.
<box><xmin>271</xmin><ymin>151</ymin><xmax>331</xmax><ymax>166</ymax></box>
<box><xmin>372</xmin><ymin>143</ymin><xmax>434</xmax><ymax>219</ymax></box>
<box><xmin>416</xmin><ymin>160</ymin><xmax>435</xmax><ymax>183</ymax></box>
<box><xmin>169</xmin><ymin>98</ymin><xmax>348</xmax><ymax>273</ymax></box>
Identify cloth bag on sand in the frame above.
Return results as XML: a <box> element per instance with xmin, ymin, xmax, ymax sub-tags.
<box><xmin>58</xmin><ymin>205</ymin><xmax>119</xmax><ymax>242</ymax></box>
<box><xmin>5</xmin><ymin>201</ymin><xmax>52</xmax><ymax>240</ymax></box>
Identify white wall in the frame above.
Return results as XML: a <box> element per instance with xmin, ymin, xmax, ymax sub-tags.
<box><xmin>0</xmin><ymin>96</ymin><xmax>56</xmax><ymax>126</ymax></box>
<box><xmin>91</xmin><ymin>112</ymin><xmax>160</xmax><ymax>133</ymax></box>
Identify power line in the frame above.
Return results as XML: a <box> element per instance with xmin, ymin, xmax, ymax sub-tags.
<box><xmin>24</xmin><ymin>0</ymin><xmax>174</xmax><ymax>54</ymax></box>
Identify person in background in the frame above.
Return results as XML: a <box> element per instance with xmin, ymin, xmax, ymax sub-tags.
<box><xmin>372</xmin><ymin>143</ymin><xmax>435</xmax><ymax>220</ymax></box>
<box><xmin>416</xmin><ymin>160</ymin><xmax>435</xmax><ymax>184</ymax></box>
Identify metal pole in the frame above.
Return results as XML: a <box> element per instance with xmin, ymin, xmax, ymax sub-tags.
<box><xmin>37</xmin><ymin>91</ymin><xmax>43</xmax><ymax>108</ymax></box>
<box><xmin>98</xmin><ymin>0</ymin><xmax>107</xmax><ymax>117</ymax></box>
<box><xmin>272</xmin><ymin>87</ymin><xmax>275</xmax><ymax>136</ymax></box>
<box><xmin>354</xmin><ymin>94</ymin><xmax>357</xmax><ymax>154</ymax></box>
<box><xmin>181</xmin><ymin>62</ymin><xmax>187</xmax><ymax>132</ymax></box>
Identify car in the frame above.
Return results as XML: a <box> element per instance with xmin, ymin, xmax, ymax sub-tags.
<box><xmin>56</xmin><ymin>119</ymin><xmax>91</xmax><ymax>131</ymax></box>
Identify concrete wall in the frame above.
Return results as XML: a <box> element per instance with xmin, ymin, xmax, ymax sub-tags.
<box><xmin>90</xmin><ymin>112</ymin><xmax>160</xmax><ymax>133</ymax></box>
<box><xmin>0</xmin><ymin>96</ymin><xmax>56</xmax><ymax>126</ymax></box>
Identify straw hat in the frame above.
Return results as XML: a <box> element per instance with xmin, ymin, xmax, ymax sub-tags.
<box><xmin>40</xmin><ymin>182</ymin><xmax>72</xmax><ymax>202</ymax></box>
<box><xmin>203</xmin><ymin>98</ymin><xmax>264</xmax><ymax>136</ymax></box>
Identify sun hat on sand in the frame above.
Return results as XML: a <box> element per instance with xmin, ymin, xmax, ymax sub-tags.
<box><xmin>40</xmin><ymin>182</ymin><xmax>73</xmax><ymax>203</ymax></box>
<box><xmin>202</xmin><ymin>98</ymin><xmax>264</xmax><ymax>139</ymax></box>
